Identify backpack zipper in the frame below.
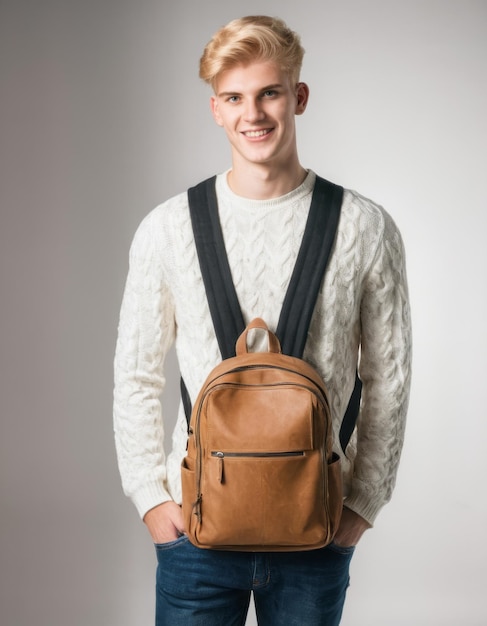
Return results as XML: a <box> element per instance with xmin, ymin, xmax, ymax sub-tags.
<box><xmin>210</xmin><ymin>450</ymin><xmax>305</xmax><ymax>483</ymax></box>
<box><xmin>211</xmin><ymin>450</ymin><xmax>304</xmax><ymax>457</ymax></box>
<box><xmin>206</xmin><ymin>364</ymin><xmax>329</xmax><ymax>406</ymax></box>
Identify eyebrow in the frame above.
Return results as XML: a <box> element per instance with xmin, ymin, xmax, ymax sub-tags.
<box><xmin>217</xmin><ymin>83</ymin><xmax>284</xmax><ymax>98</ymax></box>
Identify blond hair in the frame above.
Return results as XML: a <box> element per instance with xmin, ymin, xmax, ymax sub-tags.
<box><xmin>199</xmin><ymin>16</ymin><xmax>305</xmax><ymax>90</ymax></box>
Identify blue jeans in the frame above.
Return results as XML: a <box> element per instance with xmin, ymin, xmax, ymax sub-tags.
<box><xmin>155</xmin><ymin>536</ymin><xmax>354</xmax><ymax>625</ymax></box>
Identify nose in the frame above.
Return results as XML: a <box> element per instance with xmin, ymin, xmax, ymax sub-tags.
<box><xmin>243</xmin><ymin>98</ymin><xmax>265</xmax><ymax>123</ymax></box>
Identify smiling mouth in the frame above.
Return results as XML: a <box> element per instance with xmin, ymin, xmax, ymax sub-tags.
<box><xmin>243</xmin><ymin>129</ymin><xmax>273</xmax><ymax>138</ymax></box>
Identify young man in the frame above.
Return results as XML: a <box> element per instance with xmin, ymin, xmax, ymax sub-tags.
<box><xmin>114</xmin><ymin>15</ymin><xmax>412</xmax><ymax>626</ymax></box>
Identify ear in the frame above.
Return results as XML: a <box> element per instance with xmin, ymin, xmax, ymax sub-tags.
<box><xmin>210</xmin><ymin>95</ymin><xmax>224</xmax><ymax>127</ymax></box>
<box><xmin>295</xmin><ymin>82</ymin><xmax>309</xmax><ymax>115</ymax></box>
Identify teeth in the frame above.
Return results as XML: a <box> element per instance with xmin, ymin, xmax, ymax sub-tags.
<box><xmin>244</xmin><ymin>129</ymin><xmax>270</xmax><ymax>137</ymax></box>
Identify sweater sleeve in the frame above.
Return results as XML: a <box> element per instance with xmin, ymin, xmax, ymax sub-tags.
<box><xmin>344</xmin><ymin>209</ymin><xmax>412</xmax><ymax>525</ymax></box>
<box><xmin>113</xmin><ymin>210</ymin><xmax>176</xmax><ymax>519</ymax></box>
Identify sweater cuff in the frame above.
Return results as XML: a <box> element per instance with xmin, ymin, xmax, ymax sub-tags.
<box><xmin>131</xmin><ymin>481</ymin><xmax>173</xmax><ymax>520</ymax></box>
<box><xmin>343</xmin><ymin>490</ymin><xmax>383</xmax><ymax>527</ymax></box>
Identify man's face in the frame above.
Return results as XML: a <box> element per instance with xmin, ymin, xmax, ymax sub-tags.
<box><xmin>210</xmin><ymin>60</ymin><xmax>308</xmax><ymax>170</ymax></box>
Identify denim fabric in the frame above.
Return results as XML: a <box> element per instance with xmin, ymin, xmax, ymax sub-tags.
<box><xmin>155</xmin><ymin>536</ymin><xmax>354</xmax><ymax>625</ymax></box>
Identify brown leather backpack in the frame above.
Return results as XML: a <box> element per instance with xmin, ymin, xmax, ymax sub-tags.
<box><xmin>182</xmin><ymin>318</ymin><xmax>343</xmax><ymax>551</ymax></box>
<box><xmin>180</xmin><ymin>175</ymin><xmax>361</xmax><ymax>551</ymax></box>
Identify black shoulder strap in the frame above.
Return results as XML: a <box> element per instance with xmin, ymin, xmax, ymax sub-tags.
<box><xmin>276</xmin><ymin>176</ymin><xmax>342</xmax><ymax>357</ymax></box>
<box><xmin>184</xmin><ymin>174</ymin><xmax>361</xmax><ymax>453</ymax></box>
<box><xmin>340</xmin><ymin>372</ymin><xmax>362</xmax><ymax>453</ymax></box>
<box><xmin>187</xmin><ymin>176</ymin><xmax>245</xmax><ymax>359</ymax></box>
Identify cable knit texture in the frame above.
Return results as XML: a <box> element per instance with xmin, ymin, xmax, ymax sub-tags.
<box><xmin>113</xmin><ymin>170</ymin><xmax>412</xmax><ymax>526</ymax></box>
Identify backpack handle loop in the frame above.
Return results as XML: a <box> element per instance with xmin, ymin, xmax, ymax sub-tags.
<box><xmin>235</xmin><ymin>318</ymin><xmax>281</xmax><ymax>355</ymax></box>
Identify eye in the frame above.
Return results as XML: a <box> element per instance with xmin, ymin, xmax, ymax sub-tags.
<box><xmin>262</xmin><ymin>90</ymin><xmax>278</xmax><ymax>98</ymax></box>
<box><xmin>227</xmin><ymin>95</ymin><xmax>240</xmax><ymax>103</ymax></box>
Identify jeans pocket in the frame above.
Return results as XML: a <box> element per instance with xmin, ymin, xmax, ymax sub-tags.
<box><xmin>154</xmin><ymin>535</ymin><xmax>189</xmax><ymax>553</ymax></box>
<box><xmin>327</xmin><ymin>541</ymin><xmax>356</xmax><ymax>556</ymax></box>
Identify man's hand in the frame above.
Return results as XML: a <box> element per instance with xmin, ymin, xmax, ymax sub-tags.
<box><xmin>333</xmin><ymin>506</ymin><xmax>371</xmax><ymax>547</ymax></box>
<box><xmin>143</xmin><ymin>501</ymin><xmax>186</xmax><ymax>544</ymax></box>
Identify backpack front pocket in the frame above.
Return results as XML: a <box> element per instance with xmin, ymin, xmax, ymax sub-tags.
<box><xmin>195</xmin><ymin>448</ymin><xmax>327</xmax><ymax>550</ymax></box>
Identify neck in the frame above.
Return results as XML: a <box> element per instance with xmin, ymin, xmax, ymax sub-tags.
<box><xmin>227</xmin><ymin>159</ymin><xmax>307</xmax><ymax>200</ymax></box>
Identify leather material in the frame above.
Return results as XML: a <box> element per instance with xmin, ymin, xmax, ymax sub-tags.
<box><xmin>182</xmin><ymin>319</ymin><xmax>343</xmax><ymax>552</ymax></box>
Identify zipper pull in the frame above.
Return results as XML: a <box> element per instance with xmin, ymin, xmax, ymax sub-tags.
<box><xmin>214</xmin><ymin>451</ymin><xmax>224</xmax><ymax>483</ymax></box>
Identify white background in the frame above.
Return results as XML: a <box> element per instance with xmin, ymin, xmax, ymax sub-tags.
<box><xmin>1</xmin><ymin>1</ymin><xmax>486</xmax><ymax>625</ymax></box>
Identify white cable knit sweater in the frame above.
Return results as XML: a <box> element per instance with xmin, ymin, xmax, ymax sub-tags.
<box><xmin>113</xmin><ymin>170</ymin><xmax>412</xmax><ymax>526</ymax></box>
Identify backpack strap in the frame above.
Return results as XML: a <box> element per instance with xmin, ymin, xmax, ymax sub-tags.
<box><xmin>340</xmin><ymin>372</ymin><xmax>362</xmax><ymax>453</ymax></box>
<box><xmin>183</xmin><ymin>174</ymin><xmax>361</xmax><ymax>453</ymax></box>
<box><xmin>276</xmin><ymin>176</ymin><xmax>342</xmax><ymax>357</ymax></box>
<box><xmin>187</xmin><ymin>176</ymin><xmax>245</xmax><ymax>359</ymax></box>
